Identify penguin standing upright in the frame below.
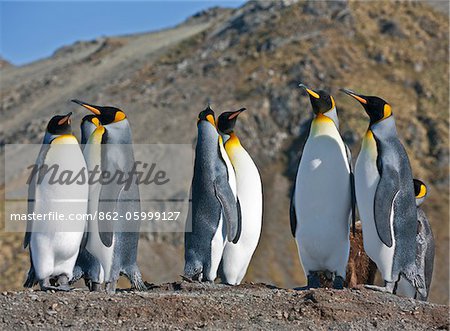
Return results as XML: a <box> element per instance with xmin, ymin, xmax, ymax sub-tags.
<box><xmin>397</xmin><ymin>179</ymin><xmax>435</xmax><ymax>300</ymax></box>
<box><xmin>73</xmin><ymin>116</ymin><xmax>109</xmax><ymax>291</ymax></box>
<box><xmin>217</xmin><ymin>108</ymin><xmax>263</xmax><ymax>285</ymax></box>
<box><xmin>71</xmin><ymin>99</ymin><xmax>145</xmax><ymax>293</ymax></box>
<box><xmin>184</xmin><ymin>106</ymin><xmax>241</xmax><ymax>282</ymax></box>
<box><xmin>24</xmin><ymin>113</ymin><xmax>88</xmax><ymax>290</ymax></box>
<box><xmin>290</xmin><ymin>85</ymin><xmax>354</xmax><ymax>289</ymax></box>
<box><xmin>341</xmin><ymin>89</ymin><xmax>425</xmax><ymax>296</ymax></box>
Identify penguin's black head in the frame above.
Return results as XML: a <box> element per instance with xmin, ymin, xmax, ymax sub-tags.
<box><xmin>217</xmin><ymin>108</ymin><xmax>246</xmax><ymax>134</ymax></box>
<box><xmin>340</xmin><ymin>89</ymin><xmax>392</xmax><ymax>125</ymax></box>
<box><xmin>413</xmin><ymin>179</ymin><xmax>427</xmax><ymax>200</ymax></box>
<box><xmin>299</xmin><ymin>84</ymin><xmax>335</xmax><ymax>114</ymax></box>
<box><xmin>71</xmin><ymin>99</ymin><xmax>127</xmax><ymax>125</ymax></box>
<box><xmin>197</xmin><ymin>105</ymin><xmax>216</xmax><ymax>127</ymax></box>
<box><xmin>47</xmin><ymin>112</ymin><xmax>73</xmax><ymax>135</ymax></box>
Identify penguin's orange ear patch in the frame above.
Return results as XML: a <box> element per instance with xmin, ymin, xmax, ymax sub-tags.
<box><xmin>416</xmin><ymin>184</ymin><xmax>427</xmax><ymax>199</ymax></box>
<box><xmin>206</xmin><ymin>114</ymin><xmax>216</xmax><ymax>127</ymax></box>
<box><xmin>114</xmin><ymin>111</ymin><xmax>126</xmax><ymax>122</ymax></box>
<box><xmin>383</xmin><ymin>104</ymin><xmax>392</xmax><ymax>119</ymax></box>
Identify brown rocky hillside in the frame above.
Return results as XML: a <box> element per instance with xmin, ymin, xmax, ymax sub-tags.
<box><xmin>0</xmin><ymin>0</ymin><xmax>448</xmax><ymax>305</ymax></box>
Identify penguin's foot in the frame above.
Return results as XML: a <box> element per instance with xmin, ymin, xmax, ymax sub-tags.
<box><xmin>403</xmin><ymin>267</ymin><xmax>427</xmax><ymax>299</ymax></box>
<box><xmin>129</xmin><ymin>272</ymin><xmax>147</xmax><ymax>291</ymax></box>
<box><xmin>365</xmin><ymin>281</ymin><xmax>395</xmax><ymax>294</ymax></box>
<box><xmin>58</xmin><ymin>275</ymin><xmax>69</xmax><ymax>286</ymax></box>
<box><xmin>57</xmin><ymin>275</ymin><xmax>72</xmax><ymax>291</ymax></box>
<box><xmin>106</xmin><ymin>281</ymin><xmax>117</xmax><ymax>294</ymax></box>
<box><xmin>180</xmin><ymin>275</ymin><xmax>194</xmax><ymax>283</ymax></box>
<box><xmin>57</xmin><ymin>284</ymin><xmax>72</xmax><ymax>292</ymax></box>
<box><xmin>123</xmin><ymin>265</ymin><xmax>147</xmax><ymax>291</ymax></box>
<box><xmin>39</xmin><ymin>278</ymin><xmax>63</xmax><ymax>292</ymax></box>
<box><xmin>307</xmin><ymin>272</ymin><xmax>320</xmax><ymax>289</ymax></box>
<box><xmin>201</xmin><ymin>280</ymin><xmax>215</xmax><ymax>288</ymax></box>
<box><xmin>333</xmin><ymin>275</ymin><xmax>344</xmax><ymax>290</ymax></box>
<box><xmin>91</xmin><ymin>282</ymin><xmax>103</xmax><ymax>292</ymax></box>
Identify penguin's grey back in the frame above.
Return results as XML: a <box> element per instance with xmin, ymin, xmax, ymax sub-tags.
<box><xmin>371</xmin><ymin>118</ymin><xmax>418</xmax><ymax>277</ymax></box>
<box><xmin>185</xmin><ymin>121</ymin><xmax>226</xmax><ymax>272</ymax></box>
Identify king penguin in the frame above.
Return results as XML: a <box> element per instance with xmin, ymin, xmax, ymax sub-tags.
<box><xmin>341</xmin><ymin>89</ymin><xmax>425</xmax><ymax>296</ymax></box>
<box><xmin>184</xmin><ymin>106</ymin><xmax>241</xmax><ymax>282</ymax></box>
<box><xmin>72</xmin><ymin>115</ymin><xmax>109</xmax><ymax>291</ymax></box>
<box><xmin>71</xmin><ymin>99</ymin><xmax>146</xmax><ymax>293</ymax></box>
<box><xmin>217</xmin><ymin>108</ymin><xmax>263</xmax><ymax>285</ymax></box>
<box><xmin>290</xmin><ymin>85</ymin><xmax>354</xmax><ymax>289</ymax></box>
<box><xmin>24</xmin><ymin>113</ymin><xmax>88</xmax><ymax>290</ymax></box>
<box><xmin>396</xmin><ymin>179</ymin><xmax>434</xmax><ymax>300</ymax></box>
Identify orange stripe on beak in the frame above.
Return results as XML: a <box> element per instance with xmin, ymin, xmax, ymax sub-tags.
<box><xmin>57</xmin><ymin>112</ymin><xmax>72</xmax><ymax>126</ymax></box>
<box><xmin>340</xmin><ymin>89</ymin><xmax>368</xmax><ymax>104</ymax></box>
<box><xmin>71</xmin><ymin>99</ymin><xmax>101</xmax><ymax>115</ymax></box>
<box><xmin>228</xmin><ymin>108</ymin><xmax>246</xmax><ymax>120</ymax></box>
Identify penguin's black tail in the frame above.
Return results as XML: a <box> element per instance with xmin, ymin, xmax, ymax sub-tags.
<box><xmin>23</xmin><ymin>267</ymin><xmax>38</xmax><ymax>288</ymax></box>
<box><xmin>402</xmin><ymin>265</ymin><xmax>427</xmax><ymax>299</ymax></box>
<box><xmin>70</xmin><ymin>265</ymin><xmax>85</xmax><ymax>285</ymax></box>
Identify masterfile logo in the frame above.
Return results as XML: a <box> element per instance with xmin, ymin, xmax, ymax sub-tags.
<box><xmin>4</xmin><ymin>144</ymin><xmax>194</xmax><ymax>233</ymax></box>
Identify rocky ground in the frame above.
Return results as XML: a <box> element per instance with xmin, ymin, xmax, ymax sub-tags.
<box><xmin>0</xmin><ymin>282</ymin><xmax>448</xmax><ymax>330</ymax></box>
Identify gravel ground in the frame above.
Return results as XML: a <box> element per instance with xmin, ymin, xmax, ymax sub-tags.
<box><xmin>0</xmin><ymin>282</ymin><xmax>448</xmax><ymax>330</ymax></box>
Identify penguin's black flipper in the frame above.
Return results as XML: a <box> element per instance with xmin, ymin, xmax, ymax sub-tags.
<box><xmin>98</xmin><ymin>217</ymin><xmax>114</xmax><ymax>248</ymax></box>
<box><xmin>97</xmin><ymin>185</ymin><xmax>117</xmax><ymax>248</ymax></box>
<box><xmin>214</xmin><ymin>175</ymin><xmax>240</xmax><ymax>243</ymax></box>
<box><xmin>345</xmin><ymin>144</ymin><xmax>356</xmax><ymax>236</ymax></box>
<box><xmin>289</xmin><ymin>186</ymin><xmax>297</xmax><ymax>237</ymax></box>
<box><xmin>79</xmin><ymin>223</ymin><xmax>89</xmax><ymax>251</ymax></box>
<box><xmin>24</xmin><ymin>162</ymin><xmax>36</xmax><ymax>249</ymax></box>
<box><xmin>374</xmin><ymin>165</ymin><xmax>399</xmax><ymax>247</ymax></box>
<box><xmin>233</xmin><ymin>198</ymin><xmax>242</xmax><ymax>244</ymax></box>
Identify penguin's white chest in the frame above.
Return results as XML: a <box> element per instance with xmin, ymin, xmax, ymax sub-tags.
<box><xmin>355</xmin><ymin>131</ymin><xmax>395</xmax><ymax>281</ymax></box>
<box><xmin>83</xmin><ymin>143</ymin><xmax>113</xmax><ymax>282</ymax></box>
<box><xmin>221</xmin><ymin>143</ymin><xmax>263</xmax><ymax>284</ymax></box>
<box><xmin>30</xmin><ymin>139</ymin><xmax>88</xmax><ymax>280</ymax></box>
<box><xmin>294</xmin><ymin>118</ymin><xmax>350</xmax><ymax>275</ymax></box>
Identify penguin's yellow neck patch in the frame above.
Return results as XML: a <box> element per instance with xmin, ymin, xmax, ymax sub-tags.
<box><xmin>224</xmin><ymin>132</ymin><xmax>241</xmax><ymax>158</ymax></box>
<box><xmin>314</xmin><ymin>113</ymin><xmax>333</xmax><ymax>123</ymax></box>
<box><xmin>361</xmin><ymin>129</ymin><xmax>378</xmax><ymax>159</ymax></box>
<box><xmin>416</xmin><ymin>184</ymin><xmax>427</xmax><ymax>199</ymax></box>
<box><xmin>92</xmin><ymin>117</ymin><xmax>100</xmax><ymax>127</ymax></box>
<box><xmin>310</xmin><ymin>113</ymin><xmax>334</xmax><ymax>135</ymax></box>
<box><xmin>89</xmin><ymin>126</ymin><xmax>106</xmax><ymax>144</ymax></box>
<box><xmin>52</xmin><ymin>134</ymin><xmax>78</xmax><ymax>144</ymax></box>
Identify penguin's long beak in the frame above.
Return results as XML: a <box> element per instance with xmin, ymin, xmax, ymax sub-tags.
<box><xmin>299</xmin><ymin>83</ymin><xmax>320</xmax><ymax>99</ymax></box>
<box><xmin>228</xmin><ymin>108</ymin><xmax>246</xmax><ymax>120</ymax></box>
<box><xmin>340</xmin><ymin>89</ymin><xmax>368</xmax><ymax>105</ymax></box>
<box><xmin>71</xmin><ymin>99</ymin><xmax>101</xmax><ymax>115</ymax></box>
<box><xmin>57</xmin><ymin>112</ymin><xmax>72</xmax><ymax>126</ymax></box>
